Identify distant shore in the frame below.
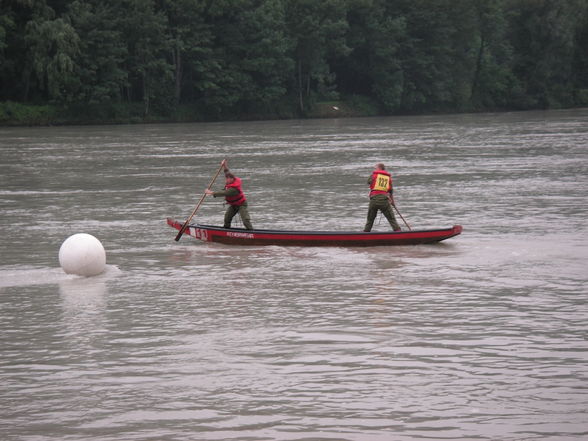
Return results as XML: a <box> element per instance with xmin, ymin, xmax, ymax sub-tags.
<box><xmin>1</xmin><ymin>98</ymin><xmax>584</xmax><ymax>127</ymax></box>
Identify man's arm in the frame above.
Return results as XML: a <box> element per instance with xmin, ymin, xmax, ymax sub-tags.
<box><xmin>210</xmin><ymin>187</ymin><xmax>238</xmax><ymax>198</ymax></box>
<box><xmin>205</xmin><ymin>160</ymin><xmax>232</xmax><ymax>196</ymax></box>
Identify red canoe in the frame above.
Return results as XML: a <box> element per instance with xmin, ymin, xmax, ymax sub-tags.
<box><xmin>167</xmin><ymin>218</ymin><xmax>462</xmax><ymax>247</ymax></box>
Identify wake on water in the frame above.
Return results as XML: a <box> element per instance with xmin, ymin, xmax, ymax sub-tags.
<box><xmin>0</xmin><ymin>265</ymin><xmax>121</xmax><ymax>289</ymax></box>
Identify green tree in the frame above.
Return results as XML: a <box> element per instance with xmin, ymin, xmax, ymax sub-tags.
<box><xmin>166</xmin><ymin>0</ymin><xmax>293</xmax><ymax>119</ymax></box>
<box><xmin>211</xmin><ymin>0</ymin><xmax>293</xmax><ymax>115</ymax></box>
<box><xmin>2</xmin><ymin>0</ymin><xmax>79</xmax><ymax>102</ymax></box>
<box><xmin>286</xmin><ymin>0</ymin><xmax>350</xmax><ymax>113</ymax></box>
<box><xmin>396</xmin><ymin>0</ymin><xmax>461</xmax><ymax>111</ymax></box>
<box><xmin>0</xmin><ymin>10</ymin><xmax>11</xmax><ymax>56</ymax></box>
<box><xmin>572</xmin><ymin>1</ymin><xmax>588</xmax><ymax>104</ymax></box>
<box><xmin>24</xmin><ymin>12</ymin><xmax>80</xmax><ymax>102</ymax></box>
<box><xmin>469</xmin><ymin>0</ymin><xmax>515</xmax><ymax>110</ymax></box>
<box><xmin>66</xmin><ymin>0</ymin><xmax>127</xmax><ymax>105</ymax></box>
<box><xmin>118</xmin><ymin>0</ymin><xmax>173</xmax><ymax>116</ymax></box>
<box><xmin>446</xmin><ymin>0</ymin><xmax>480</xmax><ymax>110</ymax></box>
<box><xmin>160</xmin><ymin>0</ymin><xmax>216</xmax><ymax>107</ymax></box>
<box><xmin>339</xmin><ymin>0</ymin><xmax>406</xmax><ymax>112</ymax></box>
<box><xmin>3</xmin><ymin>0</ymin><xmax>588</xmax><ymax>122</ymax></box>
<box><xmin>508</xmin><ymin>0</ymin><xmax>587</xmax><ymax>108</ymax></box>
<box><xmin>0</xmin><ymin>8</ymin><xmax>16</xmax><ymax>99</ymax></box>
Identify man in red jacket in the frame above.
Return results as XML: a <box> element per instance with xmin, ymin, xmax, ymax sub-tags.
<box><xmin>205</xmin><ymin>160</ymin><xmax>254</xmax><ymax>230</ymax></box>
<box><xmin>364</xmin><ymin>163</ymin><xmax>401</xmax><ymax>232</ymax></box>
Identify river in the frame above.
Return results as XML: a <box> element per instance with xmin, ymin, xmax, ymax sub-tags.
<box><xmin>1</xmin><ymin>109</ymin><xmax>587</xmax><ymax>440</ymax></box>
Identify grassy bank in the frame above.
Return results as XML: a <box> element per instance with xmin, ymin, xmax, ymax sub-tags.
<box><xmin>4</xmin><ymin>96</ymin><xmax>586</xmax><ymax>127</ymax></box>
<box><xmin>0</xmin><ymin>96</ymin><xmax>384</xmax><ymax>127</ymax></box>
<box><xmin>0</xmin><ymin>102</ymin><xmax>59</xmax><ymax>126</ymax></box>
<box><xmin>0</xmin><ymin>101</ymin><xmax>160</xmax><ymax>126</ymax></box>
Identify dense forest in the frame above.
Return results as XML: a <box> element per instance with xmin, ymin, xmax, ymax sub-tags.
<box><xmin>1</xmin><ymin>0</ymin><xmax>588</xmax><ymax>124</ymax></box>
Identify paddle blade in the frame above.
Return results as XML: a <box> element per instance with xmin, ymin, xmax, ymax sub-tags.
<box><xmin>174</xmin><ymin>223</ymin><xmax>188</xmax><ymax>241</ymax></box>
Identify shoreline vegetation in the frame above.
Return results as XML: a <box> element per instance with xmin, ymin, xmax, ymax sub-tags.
<box><xmin>0</xmin><ymin>97</ymin><xmax>398</xmax><ymax>126</ymax></box>
<box><xmin>0</xmin><ymin>98</ymin><xmax>361</xmax><ymax>127</ymax></box>
<box><xmin>2</xmin><ymin>99</ymin><xmax>587</xmax><ymax>127</ymax></box>
<box><xmin>0</xmin><ymin>99</ymin><xmax>366</xmax><ymax>126</ymax></box>
<box><xmin>2</xmin><ymin>1</ymin><xmax>588</xmax><ymax>127</ymax></box>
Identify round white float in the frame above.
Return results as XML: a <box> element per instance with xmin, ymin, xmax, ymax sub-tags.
<box><xmin>59</xmin><ymin>233</ymin><xmax>106</xmax><ymax>276</ymax></box>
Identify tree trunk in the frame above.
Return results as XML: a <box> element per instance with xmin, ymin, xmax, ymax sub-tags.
<box><xmin>470</xmin><ymin>34</ymin><xmax>486</xmax><ymax>108</ymax></box>
<box><xmin>22</xmin><ymin>68</ymin><xmax>32</xmax><ymax>102</ymax></box>
<box><xmin>142</xmin><ymin>73</ymin><xmax>149</xmax><ymax>116</ymax></box>
<box><xmin>174</xmin><ymin>46</ymin><xmax>182</xmax><ymax>106</ymax></box>
<box><xmin>298</xmin><ymin>59</ymin><xmax>304</xmax><ymax>113</ymax></box>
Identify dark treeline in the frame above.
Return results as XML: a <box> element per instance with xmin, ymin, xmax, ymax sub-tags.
<box><xmin>1</xmin><ymin>0</ymin><xmax>588</xmax><ymax>124</ymax></box>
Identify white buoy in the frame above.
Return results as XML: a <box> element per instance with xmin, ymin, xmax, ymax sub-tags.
<box><xmin>59</xmin><ymin>233</ymin><xmax>106</xmax><ymax>276</ymax></box>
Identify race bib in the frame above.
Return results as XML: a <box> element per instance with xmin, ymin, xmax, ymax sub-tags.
<box><xmin>373</xmin><ymin>173</ymin><xmax>390</xmax><ymax>192</ymax></box>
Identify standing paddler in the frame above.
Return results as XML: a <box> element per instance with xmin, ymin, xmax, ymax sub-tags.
<box><xmin>363</xmin><ymin>163</ymin><xmax>401</xmax><ymax>232</ymax></box>
<box><xmin>205</xmin><ymin>160</ymin><xmax>254</xmax><ymax>230</ymax></box>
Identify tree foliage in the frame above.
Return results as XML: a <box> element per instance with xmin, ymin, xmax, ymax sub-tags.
<box><xmin>1</xmin><ymin>0</ymin><xmax>587</xmax><ymax>121</ymax></box>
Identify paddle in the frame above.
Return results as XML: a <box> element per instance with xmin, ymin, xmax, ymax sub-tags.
<box><xmin>389</xmin><ymin>196</ymin><xmax>412</xmax><ymax>231</ymax></box>
<box><xmin>174</xmin><ymin>160</ymin><xmax>226</xmax><ymax>242</ymax></box>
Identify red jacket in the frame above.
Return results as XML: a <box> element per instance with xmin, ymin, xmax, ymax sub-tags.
<box><xmin>225</xmin><ymin>177</ymin><xmax>247</xmax><ymax>206</ymax></box>
<box><xmin>369</xmin><ymin>170</ymin><xmax>392</xmax><ymax>197</ymax></box>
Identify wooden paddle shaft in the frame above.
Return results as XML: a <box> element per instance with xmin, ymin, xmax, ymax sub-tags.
<box><xmin>392</xmin><ymin>203</ymin><xmax>411</xmax><ymax>230</ymax></box>
<box><xmin>174</xmin><ymin>160</ymin><xmax>226</xmax><ymax>241</ymax></box>
<box><xmin>387</xmin><ymin>195</ymin><xmax>411</xmax><ymax>230</ymax></box>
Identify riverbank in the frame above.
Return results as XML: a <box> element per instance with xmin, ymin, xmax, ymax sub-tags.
<box><xmin>0</xmin><ymin>97</ymin><xmax>381</xmax><ymax>127</ymax></box>
<box><xmin>2</xmin><ymin>98</ymin><xmax>585</xmax><ymax>127</ymax></box>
